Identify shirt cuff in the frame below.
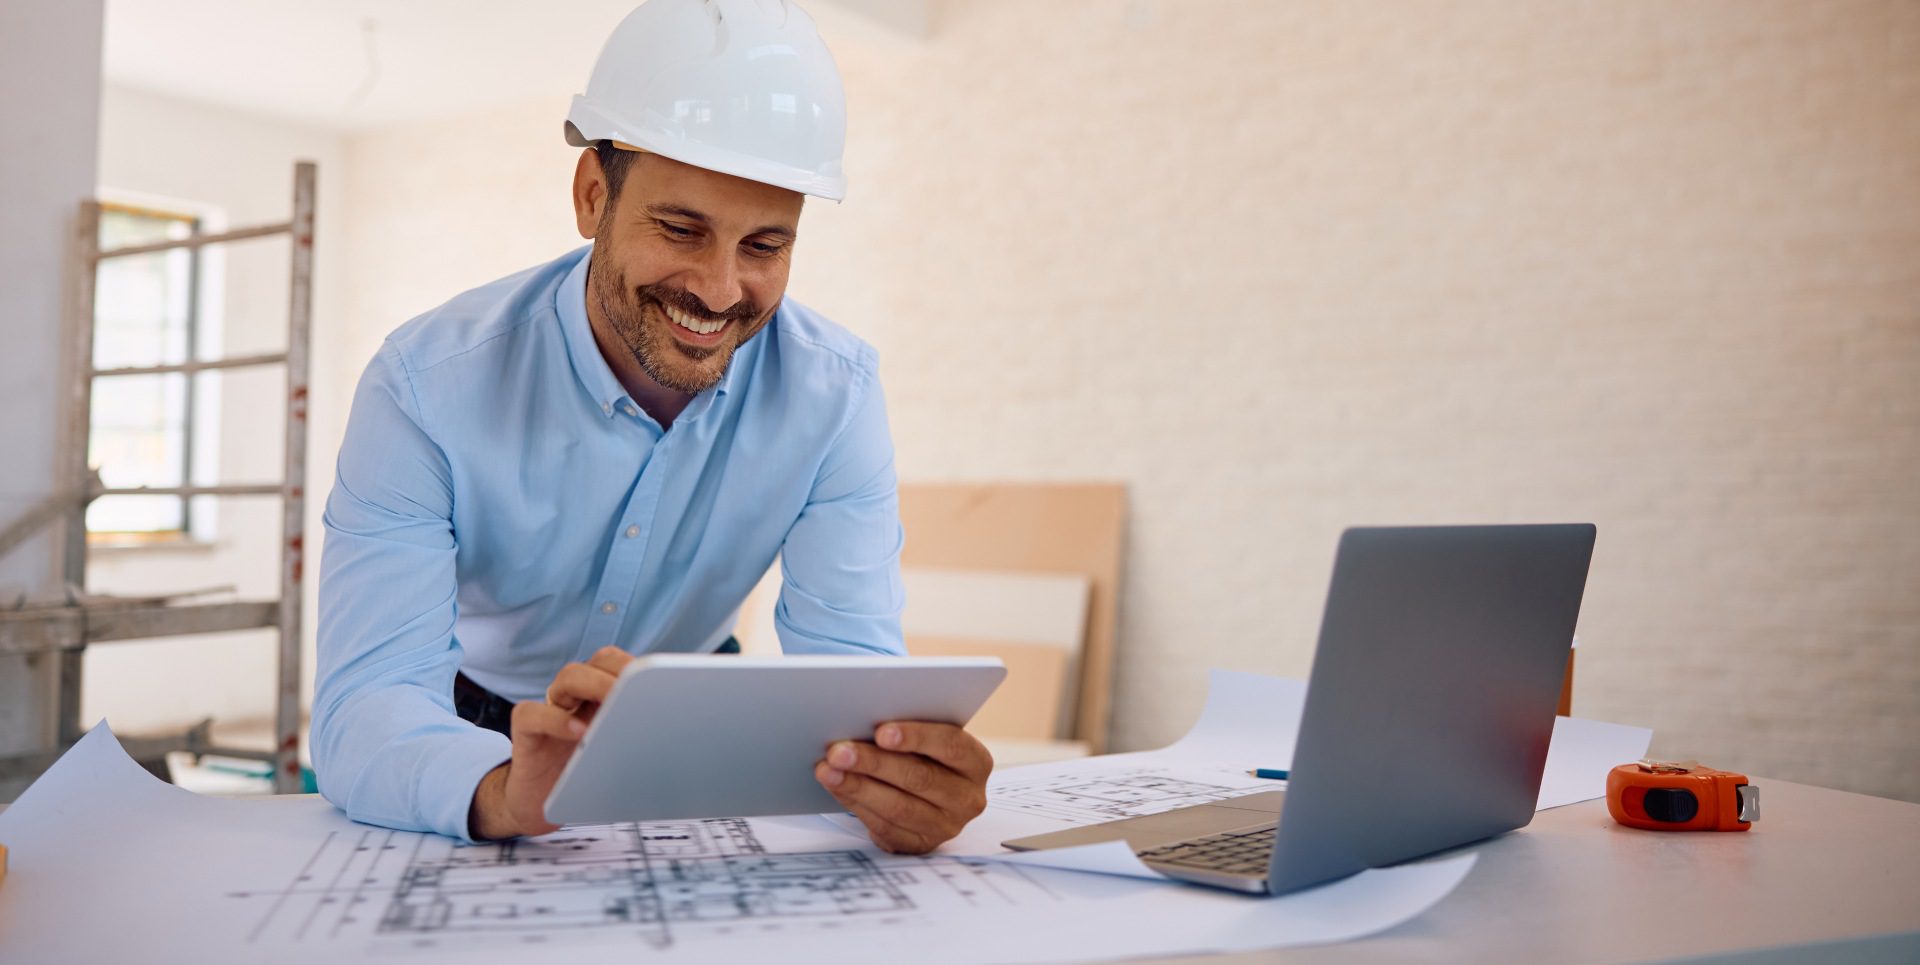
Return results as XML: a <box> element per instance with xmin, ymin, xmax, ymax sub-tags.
<box><xmin>420</xmin><ymin>727</ymin><xmax>512</xmax><ymax>842</ymax></box>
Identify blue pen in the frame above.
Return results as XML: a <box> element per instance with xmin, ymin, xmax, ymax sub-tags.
<box><xmin>1247</xmin><ymin>768</ymin><xmax>1289</xmax><ymax>780</ymax></box>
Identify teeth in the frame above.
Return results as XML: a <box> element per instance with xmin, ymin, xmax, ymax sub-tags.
<box><xmin>663</xmin><ymin>303</ymin><xmax>727</xmax><ymax>336</ymax></box>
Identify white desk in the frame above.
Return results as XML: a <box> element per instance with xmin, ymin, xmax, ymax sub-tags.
<box><xmin>6</xmin><ymin>777</ymin><xmax>1915</xmax><ymax>962</ymax></box>
<box><xmin>1149</xmin><ymin>778</ymin><xmax>1920</xmax><ymax>962</ymax></box>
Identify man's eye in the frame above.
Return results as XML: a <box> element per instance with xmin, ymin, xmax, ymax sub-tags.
<box><xmin>744</xmin><ymin>241</ymin><xmax>783</xmax><ymax>257</ymax></box>
<box><xmin>658</xmin><ymin>222</ymin><xmax>695</xmax><ymax>238</ymax></box>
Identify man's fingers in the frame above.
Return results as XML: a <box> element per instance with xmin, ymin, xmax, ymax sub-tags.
<box><xmin>587</xmin><ymin>646</ymin><xmax>633</xmax><ymax>676</ymax></box>
<box><xmin>545</xmin><ymin>662</ymin><xmax>618</xmax><ymax>713</ymax></box>
<box><xmin>872</xmin><ymin>722</ymin><xmax>994</xmax><ymax>783</ymax></box>
<box><xmin>512</xmin><ymin>700</ymin><xmax>587</xmax><ymax>743</ymax></box>
<box><xmin>824</xmin><ymin>741</ymin><xmax>983</xmax><ymax>817</ymax></box>
<box><xmin>842</xmin><ymin>799</ymin><xmax>935</xmax><ymax>855</ymax></box>
<box><xmin>814</xmin><ymin>760</ymin><xmax>956</xmax><ymax>841</ymax></box>
<box><xmin>816</xmin><ymin>762</ymin><xmax>939</xmax><ymax>854</ymax></box>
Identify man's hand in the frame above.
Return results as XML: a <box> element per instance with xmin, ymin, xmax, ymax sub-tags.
<box><xmin>468</xmin><ymin>646</ymin><xmax>634</xmax><ymax>840</ymax></box>
<box><xmin>814</xmin><ymin>721</ymin><xmax>993</xmax><ymax>854</ymax></box>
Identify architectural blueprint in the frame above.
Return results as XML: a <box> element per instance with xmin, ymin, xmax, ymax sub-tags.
<box><xmin>230</xmin><ymin>817</ymin><xmax>1059</xmax><ymax>955</ymax></box>
<box><xmin>0</xmin><ymin>674</ymin><xmax>1502</xmax><ymax>964</ymax></box>
<box><xmin>987</xmin><ymin>767</ymin><xmax>1271</xmax><ymax>825</ymax></box>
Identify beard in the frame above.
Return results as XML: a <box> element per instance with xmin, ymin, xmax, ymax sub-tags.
<box><xmin>587</xmin><ymin>235</ymin><xmax>767</xmax><ymax>395</ymax></box>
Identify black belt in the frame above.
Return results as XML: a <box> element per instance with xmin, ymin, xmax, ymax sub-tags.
<box><xmin>451</xmin><ymin>670</ymin><xmax>518</xmax><ymax>739</ymax></box>
<box><xmin>454</xmin><ymin>637</ymin><xmax>741</xmax><ymax>739</ymax></box>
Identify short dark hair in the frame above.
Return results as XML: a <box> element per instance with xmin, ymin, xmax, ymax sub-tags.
<box><xmin>594</xmin><ymin>141</ymin><xmax>641</xmax><ymax>205</ymax></box>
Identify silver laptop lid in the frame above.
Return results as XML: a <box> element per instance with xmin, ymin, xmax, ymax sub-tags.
<box><xmin>1265</xmin><ymin>524</ymin><xmax>1595</xmax><ymax>895</ymax></box>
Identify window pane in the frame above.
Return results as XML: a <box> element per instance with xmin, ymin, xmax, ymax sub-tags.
<box><xmin>89</xmin><ymin>373</ymin><xmax>187</xmax><ymax>490</ymax></box>
<box><xmin>88</xmin><ymin>495</ymin><xmax>183</xmax><ymax>535</ymax></box>
<box><xmin>95</xmin><ymin>208</ymin><xmax>193</xmax><ymax>370</ymax></box>
<box><xmin>90</xmin><ymin>204</ymin><xmax>195</xmax><ymax>536</ymax></box>
<box><xmin>99</xmin><ymin>207</ymin><xmax>187</xmax><ymax>247</ymax></box>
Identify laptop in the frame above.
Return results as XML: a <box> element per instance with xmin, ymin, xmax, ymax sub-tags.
<box><xmin>1003</xmin><ymin>524</ymin><xmax>1596</xmax><ymax>895</ymax></box>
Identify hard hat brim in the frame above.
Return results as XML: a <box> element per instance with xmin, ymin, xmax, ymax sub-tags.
<box><xmin>564</xmin><ymin>105</ymin><xmax>846</xmax><ymax>202</ymax></box>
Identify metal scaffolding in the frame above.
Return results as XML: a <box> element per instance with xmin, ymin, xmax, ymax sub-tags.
<box><xmin>0</xmin><ymin>161</ymin><xmax>315</xmax><ymax>793</ymax></box>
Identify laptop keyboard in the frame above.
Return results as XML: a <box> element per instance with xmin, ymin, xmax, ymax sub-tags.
<box><xmin>1136</xmin><ymin>823</ymin><xmax>1279</xmax><ymax>876</ymax></box>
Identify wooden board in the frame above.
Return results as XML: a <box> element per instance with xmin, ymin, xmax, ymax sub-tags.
<box><xmin>907</xmin><ymin>636</ymin><xmax>1071</xmax><ymax>740</ymax></box>
<box><xmin>1560</xmin><ymin>649</ymin><xmax>1575</xmax><ymax>717</ymax></box>
<box><xmin>899</xmin><ymin>567</ymin><xmax>1089</xmax><ymax>651</ymax></box>
<box><xmin>898</xmin><ymin>483</ymin><xmax>1126</xmax><ymax>753</ymax></box>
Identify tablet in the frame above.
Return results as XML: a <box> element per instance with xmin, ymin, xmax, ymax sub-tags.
<box><xmin>543</xmin><ymin>654</ymin><xmax>1007</xmax><ymax>825</ymax></box>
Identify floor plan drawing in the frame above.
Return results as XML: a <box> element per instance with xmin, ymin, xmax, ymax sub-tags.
<box><xmin>633</xmin><ymin>818</ymin><xmax>766</xmax><ymax>858</ymax></box>
<box><xmin>229</xmin><ymin>817</ymin><xmax>1059</xmax><ymax>954</ymax></box>
<box><xmin>988</xmin><ymin>768</ymin><xmax>1270</xmax><ymax>825</ymax></box>
<box><xmin>1</xmin><ymin>689</ymin><xmax>1483</xmax><ymax>965</ymax></box>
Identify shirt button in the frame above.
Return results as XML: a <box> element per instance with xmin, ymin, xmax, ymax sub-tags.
<box><xmin>623</xmin><ymin>403</ymin><xmax>639</xmax><ymax>417</ymax></box>
<box><xmin>600</xmin><ymin>602</ymin><xmax>617</xmax><ymax>614</ymax></box>
<box><xmin>624</xmin><ymin>525</ymin><xmax>639</xmax><ymax>539</ymax></box>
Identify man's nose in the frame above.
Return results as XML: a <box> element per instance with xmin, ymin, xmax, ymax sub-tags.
<box><xmin>682</xmin><ymin>247</ymin><xmax>742</xmax><ymax>315</ymax></box>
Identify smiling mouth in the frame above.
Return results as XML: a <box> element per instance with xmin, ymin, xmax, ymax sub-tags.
<box><xmin>657</xmin><ymin>299</ymin><xmax>732</xmax><ymax>338</ymax></box>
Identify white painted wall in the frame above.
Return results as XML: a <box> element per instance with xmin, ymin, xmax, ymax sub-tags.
<box><xmin>325</xmin><ymin>0</ymin><xmax>1920</xmax><ymax>803</ymax></box>
<box><xmin>79</xmin><ymin>85</ymin><xmax>347</xmax><ymax>739</ymax></box>
<box><xmin>0</xmin><ymin>0</ymin><xmax>106</xmax><ymax>798</ymax></box>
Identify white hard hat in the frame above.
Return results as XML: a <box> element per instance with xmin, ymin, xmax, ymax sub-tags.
<box><xmin>565</xmin><ymin>0</ymin><xmax>849</xmax><ymax>201</ymax></box>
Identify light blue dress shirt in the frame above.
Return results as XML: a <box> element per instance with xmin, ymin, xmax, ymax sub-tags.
<box><xmin>312</xmin><ymin>246</ymin><xmax>905</xmax><ymax>840</ymax></box>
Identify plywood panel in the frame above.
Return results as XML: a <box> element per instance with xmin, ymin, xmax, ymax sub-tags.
<box><xmin>1560</xmin><ymin>649</ymin><xmax>1575</xmax><ymax>718</ymax></box>
<box><xmin>899</xmin><ymin>567</ymin><xmax>1088</xmax><ymax>651</ymax></box>
<box><xmin>906</xmin><ymin>636</ymin><xmax>1069</xmax><ymax>740</ymax></box>
<box><xmin>898</xmin><ymin>483</ymin><xmax>1126</xmax><ymax>753</ymax></box>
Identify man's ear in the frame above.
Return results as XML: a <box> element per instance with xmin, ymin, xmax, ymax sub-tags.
<box><xmin>572</xmin><ymin>148</ymin><xmax>609</xmax><ymax>239</ymax></box>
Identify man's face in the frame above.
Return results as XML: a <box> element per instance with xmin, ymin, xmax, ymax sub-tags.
<box><xmin>574</xmin><ymin>150</ymin><xmax>804</xmax><ymax>395</ymax></box>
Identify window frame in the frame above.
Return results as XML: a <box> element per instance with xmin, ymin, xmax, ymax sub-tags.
<box><xmin>86</xmin><ymin>196</ymin><xmax>224</xmax><ymax>548</ymax></box>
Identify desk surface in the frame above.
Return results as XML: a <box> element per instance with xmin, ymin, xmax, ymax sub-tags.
<box><xmin>1153</xmin><ymin>777</ymin><xmax>1920</xmax><ymax>963</ymax></box>
<box><xmin>6</xmin><ymin>777</ymin><xmax>1915</xmax><ymax>962</ymax></box>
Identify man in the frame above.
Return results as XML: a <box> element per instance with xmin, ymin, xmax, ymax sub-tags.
<box><xmin>311</xmin><ymin>0</ymin><xmax>990</xmax><ymax>853</ymax></box>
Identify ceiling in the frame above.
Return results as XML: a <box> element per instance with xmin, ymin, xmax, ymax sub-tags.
<box><xmin>101</xmin><ymin>0</ymin><xmax>930</xmax><ymax>132</ymax></box>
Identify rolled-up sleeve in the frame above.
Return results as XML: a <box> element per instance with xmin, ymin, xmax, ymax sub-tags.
<box><xmin>774</xmin><ymin>364</ymin><xmax>906</xmax><ymax>656</ymax></box>
<box><xmin>311</xmin><ymin>341</ymin><xmax>509</xmax><ymax>841</ymax></box>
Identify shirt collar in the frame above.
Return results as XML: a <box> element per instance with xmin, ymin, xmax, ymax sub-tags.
<box><xmin>555</xmin><ymin>244</ymin><xmax>744</xmax><ymax>424</ymax></box>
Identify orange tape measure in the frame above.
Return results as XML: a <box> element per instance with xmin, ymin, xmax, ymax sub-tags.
<box><xmin>1607</xmin><ymin>760</ymin><xmax>1758</xmax><ymax>831</ymax></box>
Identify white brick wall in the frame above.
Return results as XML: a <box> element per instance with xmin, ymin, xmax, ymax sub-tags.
<box><xmin>335</xmin><ymin>0</ymin><xmax>1920</xmax><ymax>801</ymax></box>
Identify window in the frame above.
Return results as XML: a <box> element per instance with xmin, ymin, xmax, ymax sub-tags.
<box><xmin>87</xmin><ymin>201</ymin><xmax>204</xmax><ymax>543</ymax></box>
